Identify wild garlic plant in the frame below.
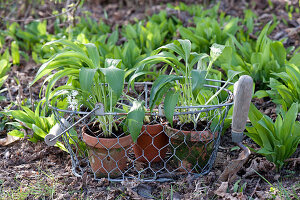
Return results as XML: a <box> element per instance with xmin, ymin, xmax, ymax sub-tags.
<box><xmin>31</xmin><ymin>40</ymin><xmax>145</xmax><ymax>140</ymax></box>
<box><xmin>130</xmin><ymin>39</ymin><xmax>232</xmax><ymax>127</ymax></box>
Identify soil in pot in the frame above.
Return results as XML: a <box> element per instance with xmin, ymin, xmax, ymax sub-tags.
<box><xmin>165</xmin><ymin>121</ymin><xmax>217</xmax><ymax>173</ymax></box>
<box><xmin>82</xmin><ymin>122</ymin><xmax>132</xmax><ymax>178</ymax></box>
<box><xmin>133</xmin><ymin>123</ymin><xmax>168</xmax><ymax>163</ymax></box>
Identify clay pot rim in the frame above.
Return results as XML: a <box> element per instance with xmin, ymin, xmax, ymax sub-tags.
<box><xmin>165</xmin><ymin>125</ymin><xmax>217</xmax><ymax>142</ymax></box>
<box><xmin>82</xmin><ymin>122</ymin><xmax>133</xmax><ymax>149</ymax></box>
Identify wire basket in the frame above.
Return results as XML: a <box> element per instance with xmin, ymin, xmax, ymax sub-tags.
<box><xmin>49</xmin><ymin>80</ymin><xmax>233</xmax><ymax>182</ymax></box>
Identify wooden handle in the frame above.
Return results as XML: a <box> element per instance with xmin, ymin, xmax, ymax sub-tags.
<box><xmin>45</xmin><ymin>118</ymin><xmax>70</xmax><ymax>146</ymax></box>
<box><xmin>231</xmin><ymin>75</ymin><xmax>253</xmax><ymax>143</ymax></box>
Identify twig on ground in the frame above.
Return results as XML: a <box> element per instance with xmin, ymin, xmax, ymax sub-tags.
<box><xmin>5</xmin><ymin>82</ymin><xmax>13</xmax><ymax>102</ymax></box>
<box><xmin>285</xmin><ymin>158</ymin><xmax>300</xmax><ymax>162</ymax></box>
<box><xmin>16</xmin><ymin>72</ymin><xmax>24</xmax><ymax>108</ymax></box>
<box><xmin>29</xmin><ymin>86</ymin><xmax>35</xmax><ymax>111</ymax></box>
<box><xmin>250</xmin><ymin>178</ymin><xmax>260</xmax><ymax>199</ymax></box>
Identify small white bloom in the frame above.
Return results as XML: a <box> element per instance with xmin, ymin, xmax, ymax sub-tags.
<box><xmin>68</xmin><ymin>99</ymin><xmax>78</xmax><ymax>111</ymax></box>
<box><xmin>71</xmin><ymin>90</ymin><xmax>78</xmax><ymax>97</ymax></box>
<box><xmin>210</xmin><ymin>46</ymin><xmax>222</xmax><ymax>56</ymax></box>
<box><xmin>67</xmin><ymin>90</ymin><xmax>79</xmax><ymax>111</ymax></box>
<box><xmin>210</xmin><ymin>44</ymin><xmax>225</xmax><ymax>61</ymax></box>
<box><xmin>68</xmin><ymin>103</ymin><xmax>77</xmax><ymax>111</ymax></box>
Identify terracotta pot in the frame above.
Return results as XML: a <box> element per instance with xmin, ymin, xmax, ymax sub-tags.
<box><xmin>82</xmin><ymin>123</ymin><xmax>132</xmax><ymax>178</ymax></box>
<box><xmin>133</xmin><ymin>124</ymin><xmax>169</xmax><ymax>162</ymax></box>
<box><xmin>165</xmin><ymin>125</ymin><xmax>217</xmax><ymax>172</ymax></box>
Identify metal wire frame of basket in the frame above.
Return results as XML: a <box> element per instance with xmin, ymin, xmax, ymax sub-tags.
<box><xmin>48</xmin><ymin>80</ymin><xmax>233</xmax><ymax>182</ymax></box>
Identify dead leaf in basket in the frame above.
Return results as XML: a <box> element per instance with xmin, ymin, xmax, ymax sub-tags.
<box><xmin>134</xmin><ymin>160</ymin><xmax>145</xmax><ymax>171</ymax></box>
<box><xmin>218</xmin><ymin>147</ymin><xmax>251</xmax><ymax>183</ymax></box>
<box><xmin>0</xmin><ymin>134</ymin><xmax>20</xmax><ymax>146</ymax></box>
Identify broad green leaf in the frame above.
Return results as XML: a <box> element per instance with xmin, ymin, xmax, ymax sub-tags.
<box><xmin>289</xmin><ymin>53</ymin><xmax>300</xmax><ymax>66</ymax></box>
<box><xmin>254</xmin><ymin>90</ymin><xmax>269</xmax><ymax>98</ymax></box>
<box><xmin>228</xmin><ymin>34</ymin><xmax>249</xmax><ymax>59</ymax></box>
<box><xmin>191</xmin><ymin>70</ymin><xmax>206</xmax><ymax>92</ymax></box>
<box><xmin>11</xmin><ymin>41</ymin><xmax>20</xmax><ymax>65</ymax></box>
<box><xmin>128</xmin><ymin>71</ymin><xmax>158</xmax><ymax>90</ymax></box>
<box><xmin>100</xmin><ymin>66</ymin><xmax>125</xmax><ymax>100</ymax></box>
<box><xmin>125</xmin><ymin>25</ymin><xmax>137</xmax><ymax>39</ymax></box>
<box><xmin>31</xmin><ymin>51</ymin><xmax>93</xmax><ymax>86</ymax></box>
<box><xmin>127</xmin><ymin>101</ymin><xmax>145</xmax><ymax>142</ymax></box>
<box><xmin>0</xmin><ymin>59</ymin><xmax>10</xmax><ymax>77</ymax></box>
<box><xmin>0</xmin><ymin>75</ymin><xmax>8</xmax><ymax>88</ymax></box>
<box><xmin>84</xmin><ymin>43</ymin><xmax>100</xmax><ymax>67</ymax></box>
<box><xmin>79</xmin><ymin>68</ymin><xmax>96</xmax><ymax>92</ymax></box>
<box><xmin>256</xmin><ymin>22</ymin><xmax>271</xmax><ymax>53</ymax></box>
<box><xmin>223</xmin><ymin>18</ymin><xmax>239</xmax><ymax>35</ymax></box>
<box><xmin>32</xmin><ymin>124</ymin><xmax>47</xmax><ymax>138</ymax></box>
<box><xmin>9</xmin><ymin>110</ymin><xmax>35</xmax><ymax>125</ymax></box>
<box><xmin>178</xmin><ymin>39</ymin><xmax>191</xmax><ymax>62</ymax></box>
<box><xmin>8</xmin><ymin>129</ymin><xmax>24</xmax><ymax>138</ymax></box>
<box><xmin>280</xmin><ymin>103</ymin><xmax>298</xmax><ymax>142</ymax></box>
<box><xmin>149</xmin><ymin>75</ymin><xmax>181</xmax><ymax>110</ymax></box>
<box><xmin>43</xmin><ymin>39</ymin><xmax>85</xmax><ymax>54</ymax></box>
<box><xmin>164</xmin><ymin>90</ymin><xmax>179</xmax><ymax>126</ymax></box>
<box><xmin>107</xmin><ymin>30</ymin><xmax>118</xmax><ymax>45</ymax></box>
<box><xmin>158</xmin><ymin>42</ymin><xmax>184</xmax><ymax>60</ymax></box>
<box><xmin>270</xmin><ymin>41</ymin><xmax>286</xmax><ymax>67</ymax></box>
<box><xmin>44</xmin><ymin>69</ymin><xmax>79</xmax><ymax>104</ymax></box>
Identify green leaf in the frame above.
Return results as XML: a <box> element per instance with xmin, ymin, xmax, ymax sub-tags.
<box><xmin>9</xmin><ymin>110</ymin><xmax>35</xmax><ymax>126</ymax></box>
<box><xmin>270</xmin><ymin>41</ymin><xmax>286</xmax><ymax>67</ymax></box>
<box><xmin>280</xmin><ymin>103</ymin><xmax>298</xmax><ymax>142</ymax></box>
<box><xmin>44</xmin><ymin>69</ymin><xmax>79</xmax><ymax>104</ymax></box>
<box><xmin>178</xmin><ymin>39</ymin><xmax>191</xmax><ymax>62</ymax></box>
<box><xmin>191</xmin><ymin>70</ymin><xmax>207</xmax><ymax>92</ymax></box>
<box><xmin>254</xmin><ymin>90</ymin><xmax>269</xmax><ymax>98</ymax></box>
<box><xmin>289</xmin><ymin>53</ymin><xmax>300</xmax><ymax>66</ymax></box>
<box><xmin>127</xmin><ymin>101</ymin><xmax>145</xmax><ymax>142</ymax></box>
<box><xmin>32</xmin><ymin>124</ymin><xmax>47</xmax><ymax>138</ymax></box>
<box><xmin>158</xmin><ymin>41</ymin><xmax>185</xmax><ymax>61</ymax></box>
<box><xmin>43</xmin><ymin>39</ymin><xmax>85</xmax><ymax>54</ymax></box>
<box><xmin>79</xmin><ymin>68</ymin><xmax>96</xmax><ymax>93</ymax></box>
<box><xmin>0</xmin><ymin>75</ymin><xmax>8</xmax><ymax>88</ymax></box>
<box><xmin>100</xmin><ymin>66</ymin><xmax>125</xmax><ymax>100</ymax></box>
<box><xmin>7</xmin><ymin>129</ymin><xmax>24</xmax><ymax>138</ymax></box>
<box><xmin>84</xmin><ymin>43</ymin><xmax>100</xmax><ymax>67</ymax></box>
<box><xmin>11</xmin><ymin>41</ymin><xmax>20</xmax><ymax>65</ymax></box>
<box><xmin>149</xmin><ymin>75</ymin><xmax>181</xmax><ymax>110</ymax></box>
<box><xmin>0</xmin><ymin>59</ymin><xmax>11</xmax><ymax>78</ymax></box>
<box><xmin>31</xmin><ymin>51</ymin><xmax>93</xmax><ymax>86</ymax></box>
<box><xmin>107</xmin><ymin>30</ymin><xmax>118</xmax><ymax>45</ymax></box>
<box><xmin>164</xmin><ymin>90</ymin><xmax>179</xmax><ymax>126</ymax></box>
<box><xmin>256</xmin><ymin>22</ymin><xmax>271</xmax><ymax>53</ymax></box>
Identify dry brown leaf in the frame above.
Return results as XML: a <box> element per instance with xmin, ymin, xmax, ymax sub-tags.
<box><xmin>256</xmin><ymin>191</ymin><xmax>272</xmax><ymax>199</ymax></box>
<box><xmin>244</xmin><ymin>157</ymin><xmax>275</xmax><ymax>178</ymax></box>
<box><xmin>214</xmin><ymin>182</ymin><xmax>228</xmax><ymax>197</ymax></box>
<box><xmin>0</xmin><ymin>134</ymin><xmax>20</xmax><ymax>146</ymax></box>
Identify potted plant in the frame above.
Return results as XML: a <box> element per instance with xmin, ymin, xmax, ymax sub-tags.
<box><xmin>131</xmin><ymin>39</ymin><xmax>237</xmax><ymax>171</ymax></box>
<box><xmin>132</xmin><ymin>115</ymin><xmax>169</xmax><ymax>163</ymax></box>
<box><xmin>31</xmin><ymin>40</ymin><xmax>145</xmax><ymax>178</ymax></box>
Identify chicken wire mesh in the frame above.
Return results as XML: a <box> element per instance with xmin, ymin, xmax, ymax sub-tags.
<box><xmin>49</xmin><ymin>80</ymin><xmax>233</xmax><ymax>182</ymax></box>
